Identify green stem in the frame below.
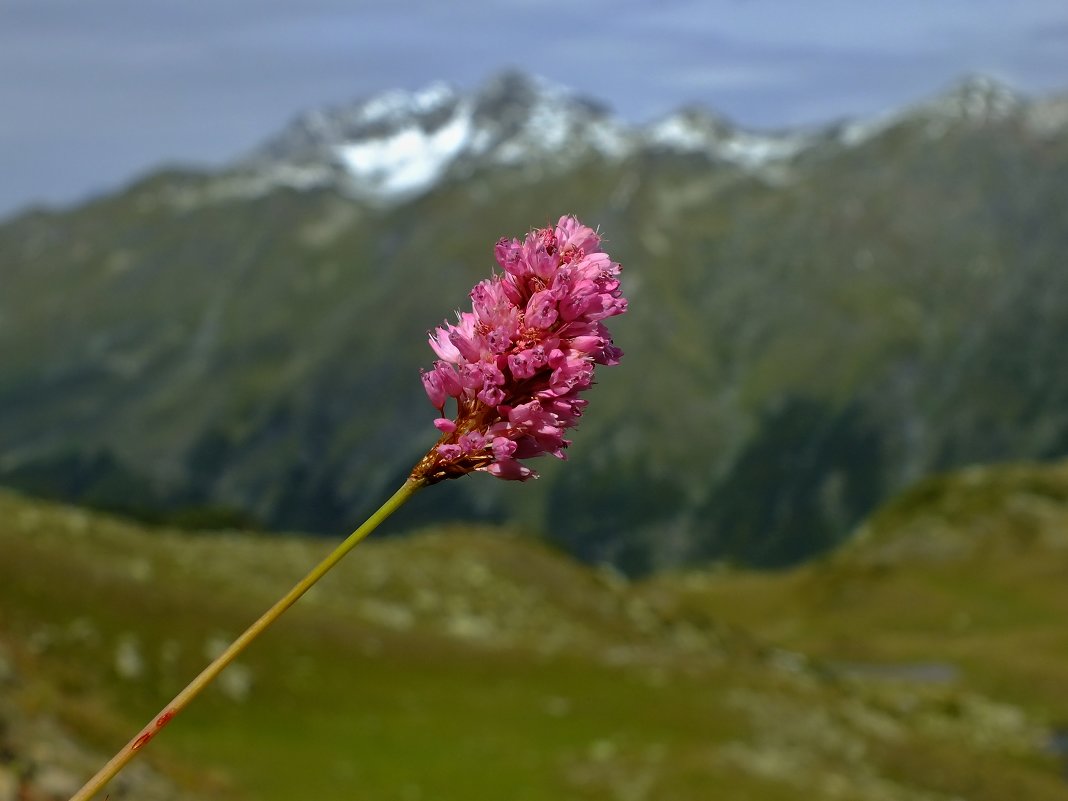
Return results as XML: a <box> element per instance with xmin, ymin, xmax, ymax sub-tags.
<box><xmin>70</xmin><ymin>478</ymin><xmax>425</xmax><ymax>801</ymax></box>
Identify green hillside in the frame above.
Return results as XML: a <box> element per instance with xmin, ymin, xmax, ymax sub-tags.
<box><xmin>2</xmin><ymin>84</ymin><xmax>1068</xmax><ymax>573</ymax></box>
<box><xmin>2</xmin><ymin>460</ymin><xmax>1068</xmax><ymax>799</ymax></box>
<box><xmin>646</xmin><ymin>459</ymin><xmax>1068</xmax><ymax>733</ymax></box>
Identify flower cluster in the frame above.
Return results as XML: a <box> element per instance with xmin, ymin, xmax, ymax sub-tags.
<box><xmin>411</xmin><ymin>215</ymin><xmax>626</xmax><ymax>484</ymax></box>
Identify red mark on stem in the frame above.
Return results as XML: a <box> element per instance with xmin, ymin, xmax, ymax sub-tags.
<box><xmin>131</xmin><ymin>708</ymin><xmax>178</xmax><ymax>751</ymax></box>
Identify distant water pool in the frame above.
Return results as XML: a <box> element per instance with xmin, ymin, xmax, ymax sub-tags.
<box><xmin>1049</xmin><ymin>728</ymin><xmax>1068</xmax><ymax>779</ymax></box>
<box><xmin>829</xmin><ymin>661</ymin><xmax>959</xmax><ymax>684</ymax></box>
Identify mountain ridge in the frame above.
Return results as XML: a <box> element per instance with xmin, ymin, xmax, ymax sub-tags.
<box><xmin>2</xmin><ymin>69</ymin><xmax>1067</xmax><ymax>573</ymax></box>
<box><xmin>9</xmin><ymin>70</ymin><xmax>1061</xmax><ymax>220</ymax></box>
<box><xmin>220</xmin><ymin>71</ymin><xmax>1068</xmax><ymax>205</ymax></box>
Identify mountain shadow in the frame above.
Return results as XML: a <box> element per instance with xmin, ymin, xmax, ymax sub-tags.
<box><xmin>697</xmin><ymin>397</ymin><xmax>885</xmax><ymax>567</ymax></box>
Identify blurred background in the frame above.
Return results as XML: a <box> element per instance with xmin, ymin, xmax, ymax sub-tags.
<box><xmin>2</xmin><ymin>2</ymin><xmax>1068</xmax><ymax>800</ymax></box>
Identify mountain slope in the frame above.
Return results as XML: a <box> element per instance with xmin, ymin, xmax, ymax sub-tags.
<box><xmin>1</xmin><ymin>72</ymin><xmax>1067</xmax><ymax>572</ymax></box>
<box><xmin>646</xmin><ymin>458</ymin><xmax>1068</xmax><ymax>723</ymax></box>
<box><xmin>2</xmin><ymin>483</ymin><xmax>1067</xmax><ymax>800</ymax></box>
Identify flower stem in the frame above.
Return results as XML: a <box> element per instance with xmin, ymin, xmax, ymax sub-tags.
<box><xmin>70</xmin><ymin>478</ymin><xmax>425</xmax><ymax>801</ymax></box>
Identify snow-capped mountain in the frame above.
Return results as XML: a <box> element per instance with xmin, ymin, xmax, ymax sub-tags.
<box><xmin>188</xmin><ymin>71</ymin><xmax>1062</xmax><ymax>207</ymax></box>
<box><xmin>220</xmin><ymin>70</ymin><xmax>829</xmax><ymax>204</ymax></box>
<box><xmin>236</xmin><ymin>71</ymin><xmax>631</xmax><ymax>202</ymax></box>
<box><xmin>4</xmin><ymin>66</ymin><xmax>1068</xmax><ymax>573</ymax></box>
<box><xmin>839</xmin><ymin>74</ymin><xmax>1025</xmax><ymax>145</ymax></box>
<box><xmin>641</xmin><ymin>104</ymin><xmax>822</xmax><ymax>171</ymax></box>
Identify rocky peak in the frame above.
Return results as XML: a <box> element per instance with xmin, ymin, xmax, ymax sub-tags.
<box><xmin>196</xmin><ymin>71</ymin><xmax>1044</xmax><ymax>207</ymax></box>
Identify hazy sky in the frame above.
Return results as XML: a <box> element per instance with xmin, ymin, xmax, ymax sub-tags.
<box><xmin>2</xmin><ymin>0</ymin><xmax>1066</xmax><ymax>218</ymax></box>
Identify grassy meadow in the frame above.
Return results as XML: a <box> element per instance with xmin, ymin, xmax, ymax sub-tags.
<box><xmin>2</xmin><ymin>460</ymin><xmax>1067</xmax><ymax>800</ymax></box>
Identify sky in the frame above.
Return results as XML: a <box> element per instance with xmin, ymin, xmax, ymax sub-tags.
<box><xmin>2</xmin><ymin>0</ymin><xmax>1067</xmax><ymax>219</ymax></box>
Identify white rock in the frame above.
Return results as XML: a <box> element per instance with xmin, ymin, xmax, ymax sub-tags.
<box><xmin>114</xmin><ymin>635</ymin><xmax>144</xmax><ymax>680</ymax></box>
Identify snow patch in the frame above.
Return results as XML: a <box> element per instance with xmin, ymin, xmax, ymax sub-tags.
<box><xmin>648</xmin><ymin>116</ymin><xmax>711</xmax><ymax>151</ymax></box>
<box><xmin>527</xmin><ymin>98</ymin><xmax>573</xmax><ymax>151</ymax></box>
<box><xmin>336</xmin><ymin>109</ymin><xmax>473</xmax><ymax>197</ymax></box>
<box><xmin>716</xmin><ymin>131</ymin><xmax>811</xmax><ymax>169</ymax></box>
<box><xmin>1025</xmin><ymin>97</ymin><xmax>1068</xmax><ymax>138</ymax></box>
<box><xmin>839</xmin><ymin>113</ymin><xmax>898</xmax><ymax>147</ymax></box>
<box><xmin>357</xmin><ymin>82</ymin><xmax>456</xmax><ymax>126</ymax></box>
<box><xmin>647</xmin><ymin>114</ymin><xmax>810</xmax><ymax>168</ymax></box>
<box><xmin>585</xmin><ymin>118</ymin><xmax>632</xmax><ymax>159</ymax></box>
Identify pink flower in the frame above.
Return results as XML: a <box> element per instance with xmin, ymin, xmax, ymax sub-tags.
<box><xmin>411</xmin><ymin>215</ymin><xmax>627</xmax><ymax>484</ymax></box>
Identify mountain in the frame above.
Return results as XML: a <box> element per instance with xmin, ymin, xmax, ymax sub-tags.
<box><xmin>139</xmin><ymin>70</ymin><xmax>840</xmax><ymax>210</ymax></box>
<box><xmin>1</xmin><ymin>71</ymin><xmax>1067</xmax><ymax>572</ymax></box>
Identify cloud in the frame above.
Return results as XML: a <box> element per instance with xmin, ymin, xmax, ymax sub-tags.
<box><xmin>661</xmin><ymin>64</ymin><xmax>798</xmax><ymax>92</ymax></box>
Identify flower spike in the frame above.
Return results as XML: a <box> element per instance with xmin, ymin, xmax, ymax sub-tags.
<box><xmin>411</xmin><ymin>215</ymin><xmax>626</xmax><ymax>484</ymax></box>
